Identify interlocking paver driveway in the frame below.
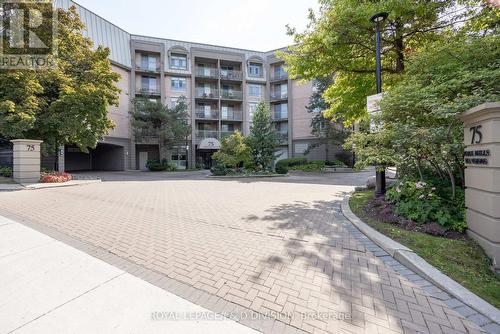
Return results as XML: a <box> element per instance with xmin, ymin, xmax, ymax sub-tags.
<box><xmin>0</xmin><ymin>172</ymin><xmax>482</xmax><ymax>334</ymax></box>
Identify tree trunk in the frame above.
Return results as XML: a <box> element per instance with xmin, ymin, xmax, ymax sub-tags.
<box><xmin>445</xmin><ymin>163</ymin><xmax>457</xmax><ymax>200</ymax></box>
<box><xmin>415</xmin><ymin>158</ymin><xmax>424</xmax><ymax>181</ymax></box>
<box><xmin>54</xmin><ymin>140</ymin><xmax>59</xmax><ymax>172</ymax></box>
<box><xmin>394</xmin><ymin>19</ymin><xmax>405</xmax><ymax>73</ymax></box>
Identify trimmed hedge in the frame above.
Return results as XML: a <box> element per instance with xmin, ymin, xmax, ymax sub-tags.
<box><xmin>146</xmin><ymin>159</ymin><xmax>177</xmax><ymax>172</ymax></box>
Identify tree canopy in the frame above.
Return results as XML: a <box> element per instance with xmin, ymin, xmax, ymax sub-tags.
<box><xmin>0</xmin><ymin>6</ymin><xmax>120</xmax><ymax>155</ymax></box>
<box><xmin>131</xmin><ymin>97</ymin><xmax>191</xmax><ymax>158</ymax></box>
<box><xmin>345</xmin><ymin>33</ymin><xmax>500</xmax><ymax>196</ymax></box>
<box><xmin>279</xmin><ymin>0</ymin><xmax>497</xmax><ymax>124</ymax></box>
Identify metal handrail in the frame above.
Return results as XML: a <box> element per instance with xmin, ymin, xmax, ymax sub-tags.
<box><xmin>273</xmin><ymin>112</ymin><xmax>288</xmax><ymax>120</ymax></box>
<box><xmin>195</xmin><ymin>88</ymin><xmax>219</xmax><ymax>99</ymax></box>
<box><xmin>270</xmin><ymin>92</ymin><xmax>288</xmax><ymax>100</ymax></box>
<box><xmin>196</xmin><ymin>130</ymin><xmax>219</xmax><ymax>139</ymax></box>
<box><xmin>270</xmin><ymin>72</ymin><xmax>288</xmax><ymax>81</ymax></box>
<box><xmin>195</xmin><ymin>67</ymin><xmax>219</xmax><ymax>78</ymax></box>
<box><xmin>221</xmin><ymin>111</ymin><xmax>243</xmax><ymax>121</ymax></box>
<box><xmin>138</xmin><ymin>88</ymin><xmax>161</xmax><ymax>96</ymax></box>
<box><xmin>220</xmin><ymin>70</ymin><xmax>243</xmax><ymax>81</ymax></box>
<box><xmin>195</xmin><ymin>109</ymin><xmax>219</xmax><ymax>119</ymax></box>
<box><xmin>136</xmin><ymin>64</ymin><xmax>160</xmax><ymax>72</ymax></box>
<box><xmin>220</xmin><ymin>90</ymin><xmax>243</xmax><ymax>100</ymax></box>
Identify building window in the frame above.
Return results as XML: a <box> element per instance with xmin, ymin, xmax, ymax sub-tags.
<box><xmin>141</xmin><ymin>76</ymin><xmax>157</xmax><ymax>92</ymax></box>
<box><xmin>141</xmin><ymin>54</ymin><xmax>157</xmax><ymax>71</ymax></box>
<box><xmin>248</xmin><ymin>62</ymin><xmax>262</xmax><ymax>77</ymax></box>
<box><xmin>248</xmin><ymin>84</ymin><xmax>263</xmax><ymax>97</ymax></box>
<box><xmin>249</xmin><ymin>102</ymin><xmax>258</xmax><ymax>121</ymax></box>
<box><xmin>171</xmin><ymin>53</ymin><xmax>187</xmax><ymax>70</ymax></box>
<box><xmin>171</xmin><ymin>77</ymin><xmax>187</xmax><ymax>91</ymax></box>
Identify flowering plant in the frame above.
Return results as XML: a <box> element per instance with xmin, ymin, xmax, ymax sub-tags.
<box><xmin>386</xmin><ymin>179</ymin><xmax>465</xmax><ymax>232</ymax></box>
<box><xmin>40</xmin><ymin>172</ymin><xmax>73</xmax><ymax>183</ymax></box>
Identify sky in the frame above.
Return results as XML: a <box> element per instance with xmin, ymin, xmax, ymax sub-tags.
<box><xmin>75</xmin><ymin>0</ymin><xmax>319</xmax><ymax>51</ymax></box>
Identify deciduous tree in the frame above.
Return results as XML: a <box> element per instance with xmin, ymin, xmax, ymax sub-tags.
<box><xmin>0</xmin><ymin>6</ymin><xmax>120</xmax><ymax>163</ymax></box>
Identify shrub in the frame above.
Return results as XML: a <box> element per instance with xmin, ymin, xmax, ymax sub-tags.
<box><xmin>311</xmin><ymin>160</ymin><xmax>326</xmax><ymax>168</ymax></box>
<box><xmin>385</xmin><ymin>180</ymin><xmax>466</xmax><ymax>232</ymax></box>
<box><xmin>0</xmin><ymin>166</ymin><xmax>12</xmax><ymax>177</ymax></box>
<box><xmin>326</xmin><ymin>160</ymin><xmax>347</xmax><ymax>167</ymax></box>
<box><xmin>146</xmin><ymin>159</ymin><xmax>177</xmax><ymax>172</ymax></box>
<box><xmin>40</xmin><ymin>172</ymin><xmax>73</xmax><ymax>183</ymax></box>
<box><xmin>289</xmin><ymin>163</ymin><xmax>325</xmax><ymax>172</ymax></box>
<box><xmin>213</xmin><ymin>131</ymin><xmax>252</xmax><ymax>169</ymax></box>
<box><xmin>279</xmin><ymin>158</ymin><xmax>308</xmax><ymax>167</ymax></box>
<box><xmin>210</xmin><ymin>165</ymin><xmax>229</xmax><ymax>176</ymax></box>
<box><xmin>275</xmin><ymin>160</ymin><xmax>289</xmax><ymax>174</ymax></box>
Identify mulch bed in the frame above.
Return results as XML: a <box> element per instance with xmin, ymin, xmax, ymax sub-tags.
<box><xmin>363</xmin><ymin>196</ymin><xmax>465</xmax><ymax>240</ymax></box>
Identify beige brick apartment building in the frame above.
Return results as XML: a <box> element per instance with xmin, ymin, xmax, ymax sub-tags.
<box><xmin>55</xmin><ymin>0</ymin><xmax>346</xmax><ymax>171</ymax></box>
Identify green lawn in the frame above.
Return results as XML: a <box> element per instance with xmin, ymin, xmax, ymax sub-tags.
<box><xmin>350</xmin><ymin>190</ymin><xmax>500</xmax><ymax>308</ymax></box>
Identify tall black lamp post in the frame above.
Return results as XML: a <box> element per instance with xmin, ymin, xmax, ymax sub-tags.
<box><xmin>370</xmin><ymin>12</ymin><xmax>388</xmax><ymax>197</ymax></box>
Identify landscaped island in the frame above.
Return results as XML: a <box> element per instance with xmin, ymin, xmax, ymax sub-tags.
<box><xmin>350</xmin><ymin>188</ymin><xmax>500</xmax><ymax>308</ymax></box>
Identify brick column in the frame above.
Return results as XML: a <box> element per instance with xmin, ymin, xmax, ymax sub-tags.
<box><xmin>459</xmin><ymin>102</ymin><xmax>500</xmax><ymax>269</ymax></box>
<box><xmin>10</xmin><ymin>139</ymin><xmax>43</xmax><ymax>184</ymax></box>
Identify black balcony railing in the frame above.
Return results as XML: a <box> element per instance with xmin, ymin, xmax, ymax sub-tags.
<box><xmin>195</xmin><ymin>109</ymin><xmax>219</xmax><ymax>120</ymax></box>
<box><xmin>270</xmin><ymin>92</ymin><xmax>288</xmax><ymax>101</ymax></box>
<box><xmin>277</xmin><ymin>133</ymin><xmax>289</xmax><ymax>145</ymax></box>
<box><xmin>136</xmin><ymin>64</ymin><xmax>160</xmax><ymax>73</ymax></box>
<box><xmin>221</xmin><ymin>111</ymin><xmax>243</xmax><ymax>121</ymax></box>
<box><xmin>195</xmin><ymin>67</ymin><xmax>219</xmax><ymax>79</ymax></box>
<box><xmin>220</xmin><ymin>90</ymin><xmax>243</xmax><ymax>100</ymax></box>
<box><xmin>221</xmin><ymin>131</ymin><xmax>241</xmax><ymax>140</ymax></box>
<box><xmin>273</xmin><ymin>111</ymin><xmax>288</xmax><ymax>120</ymax></box>
<box><xmin>271</xmin><ymin>72</ymin><xmax>288</xmax><ymax>81</ymax></box>
<box><xmin>195</xmin><ymin>88</ymin><xmax>219</xmax><ymax>99</ymax></box>
<box><xmin>220</xmin><ymin>70</ymin><xmax>243</xmax><ymax>81</ymax></box>
<box><xmin>138</xmin><ymin>88</ymin><xmax>161</xmax><ymax>96</ymax></box>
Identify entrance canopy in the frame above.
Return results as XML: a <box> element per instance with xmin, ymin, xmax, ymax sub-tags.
<box><xmin>199</xmin><ymin>138</ymin><xmax>221</xmax><ymax>150</ymax></box>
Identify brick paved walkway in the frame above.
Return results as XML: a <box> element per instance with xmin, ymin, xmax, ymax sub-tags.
<box><xmin>0</xmin><ymin>173</ymin><xmax>483</xmax><ymax>334</ymax></box>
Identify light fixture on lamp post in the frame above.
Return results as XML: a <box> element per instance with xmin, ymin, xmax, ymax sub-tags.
<box><xmin>370</xmin><ymin>11</ymin><xmax>389</xmax><ymax>197</ymax></box>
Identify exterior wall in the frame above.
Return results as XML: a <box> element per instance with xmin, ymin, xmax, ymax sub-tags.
<box><xmin>291</xmin><ymin>81</ymin><xmax>315</xmax><ymax>141</ymax></box>
<box><xmin>107</xmin><ymin>65</ymin><xmax>131</xmax><ymax>139</ymax></box>
<box><xmin>53</xmin><ymin>2</ymin><xmax>346</xmax><ymax>170</ymax></box>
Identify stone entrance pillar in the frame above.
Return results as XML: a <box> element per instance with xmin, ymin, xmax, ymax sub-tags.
<box><xmin>459</xmin><ymin>102</ymin><xmax>500</xmax><ymax>269</ymax></box>
<box><xmin>10</xmin><ymin>139</ymin><xmax>43</xmax><ymax>185</ymax></box>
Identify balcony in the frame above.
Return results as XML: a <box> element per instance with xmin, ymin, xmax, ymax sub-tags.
<box><xmin>270</xmin><ymin>92</ymin><xmax>288</xmax><ymax>101</ymax></box>
<box><xmin>221</xmin><ymin>131</ymin><xmax>240</xmax><ymax>140</ymax></box>
<box><xmin>277</xmin><ymin>132</ymin><xmax>289</xmax><ymax>145</ymax></box>
<box><xmin>137</xmin><ymin>88</ymin><xmax>161</xmax><ymax>96</ymax></box>
<box><xmin>272</xmin><ymin>111</ymin><xmax>288</xmax><ymax>120</ymax></box>
<box><xmin>135</xmin><ymin>129</ymin><xmax>159</xmax><ymax>144</ymax></box>
<box><xmin>195</xmin><ymin>108</ymin><xmax>219</xmax><ymax>120</ymax></box>
<box><xmin>196</xmin><ymin>130</ymin><xmax>219</xmax><ymax>140</ymax></box>
<box><xmin>270</xmin><ymin>72</ymin><xmax>288</xmax><ymax>81</ymax></box>
<box><xmin>136</xmin><ymin>64</ymin><xmax>160</xmax><ymax>73</ymax></box>
<box><xmin>220</xmin><ymin>90</ymin><xmax>243</xmax><ymax>100</ymax></box>
<box><xmin>195</xmin><ymin>88</ymin><xmax>219</xmax><ymax>99</ymax></box>
<box><xmin>195</xmin><ymin>67</ymin><xmax>219</xmax><ymax>79</ymax></box>
<box><xmin>221</xmin><ymin>110</ymin><xmax>243</xmax><ymax>121</ymax></box>
<box><xmin>220</xmin><ymin>70</ymin><xmax>243</xmax><ymax>81</ymax></box>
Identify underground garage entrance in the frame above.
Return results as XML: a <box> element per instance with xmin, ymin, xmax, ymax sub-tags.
<box><xmin>65</xmin><ymin>143</ymin><xmax>125</xmax><ymax>172</ymax></box>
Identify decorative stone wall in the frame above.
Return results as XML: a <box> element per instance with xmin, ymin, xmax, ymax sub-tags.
<box><xmin>10</xmin><ymin>139</ymin><xmax>43</xmax><ymax>185</ymax></box>
<box><xmin>459</xmin><ymin>102</ymin><xmax>500</xmax><ymax>269</ymax></box>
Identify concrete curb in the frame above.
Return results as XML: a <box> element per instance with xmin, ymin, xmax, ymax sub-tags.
<box><xmin>208</xmin><ymin>174</ymin><xmax>289</xmax><ymax>179</ymax></box>
<box><xmin>0</xmin><ymin>179</ymin><xmax>101</xmax><ymax>191</ymax></box>
<box><xmin>341</xmin><ymin>195</ymin><xmax>500</xmax><ymax>327</ymax></box>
